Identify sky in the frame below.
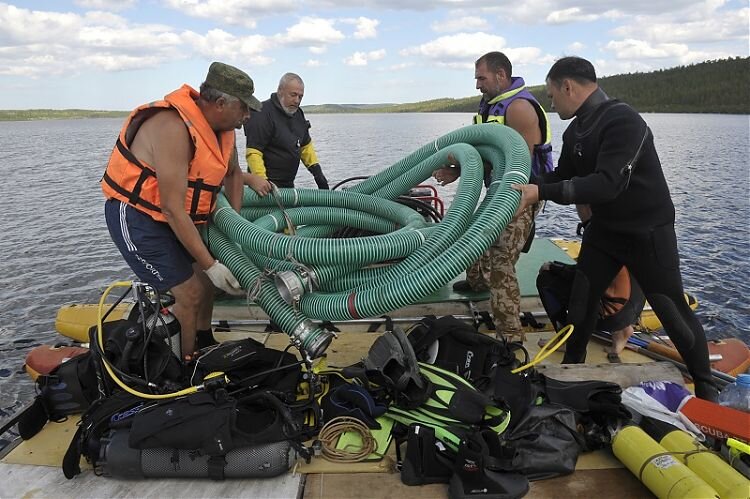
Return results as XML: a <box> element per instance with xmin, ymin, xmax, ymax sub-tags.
<box><xmin>0</xmin><ymin>0</ymin><xmax>747</xmax><ymax>110</ymax></box>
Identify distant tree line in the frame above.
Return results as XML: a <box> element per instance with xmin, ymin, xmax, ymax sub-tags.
<box><xmin>0</xmin><ymin>109</ymin><xmax>128</xmax><ymax>121</ymax></box>
<box><xmin>1</xmin><ymin>58</ymin><xmax>747</xmax><ymax>120</ymax></box>
<box><xmin>593</xmin><ymin>57</ymin><xmax>749</xmax><ymax>114</ymax></box>
<box><xmin>304</xmin><ymin>57</ymin><xmax>749</xmax><ymax>115</ymax></box>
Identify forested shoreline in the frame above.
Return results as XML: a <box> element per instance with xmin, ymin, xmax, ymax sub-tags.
<box><xmin>0</xmin><ymin>109</ymin><xmax>128</xmax><ymax>121</ymax></box>
<box><xmin>304</xmin><ymin>57</ymin><xmax>749</xmax><ymax>115</ymax></box>
<box><xmin>1</xmin><ymin>57</ymin><xmax>747</xmax><ymax>121</ymax></box>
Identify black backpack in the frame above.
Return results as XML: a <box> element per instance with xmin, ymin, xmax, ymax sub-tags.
<box><xmin>406</xmin><ymin>315</ymin><xmax>525</xmax><ymax>384</ymax></box>
<box><xmin>536</xmin><ymin>261</ymin><xmax>645</xmax><ymax>332</ymax></box>
<box><xmin>406</xmin><ymin>316</ymin><xmax>540</xmax><ymax>422</ymax></box>
<box><xmin>17</xmin><ymin>349</ymin><xmax>100</xmax><ymax>440</ymax></box>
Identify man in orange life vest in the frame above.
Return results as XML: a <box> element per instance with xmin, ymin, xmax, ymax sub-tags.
<box><xmin>102</xmin><ymin>62</ymin><xmax>272</xmax><ymax>359</ymax></box>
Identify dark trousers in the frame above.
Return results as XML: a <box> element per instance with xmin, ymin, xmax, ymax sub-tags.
<box><xmin>563</xmin><ymin>221</ymin><xmax>717</xmax><ymax>400</ymax></box>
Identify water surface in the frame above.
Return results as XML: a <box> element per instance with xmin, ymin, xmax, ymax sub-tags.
<box><xmin>0</xmin><ymin>112</ymin><xmax>747</xmax><ymax>427</ymax></box>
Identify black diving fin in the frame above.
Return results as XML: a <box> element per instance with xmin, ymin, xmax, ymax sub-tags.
<box><xmin>363</xmin><ymin>327</ymin><xmax>429</xmax><ymax>409</ymax></box>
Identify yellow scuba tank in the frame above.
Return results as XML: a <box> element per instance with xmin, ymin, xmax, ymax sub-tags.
<box><xmin>612</xmin><ymin>425</ymin><xmax>719</xmax><ymax>499</ymax></box>
<box><xmin>659</xmin><ymin>429</ymin><xmax>750</xmax><ymax>498</ymax></box>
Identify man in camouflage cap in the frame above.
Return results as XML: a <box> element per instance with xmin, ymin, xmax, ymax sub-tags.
<box><xmin>205</xmin><ymin>61</ymin><xmax>263</xmax><ymax>113</ymax></box>
<box><xmin>102</xmin><ymin>61</ymin><xmax>272</xmax><ymax>359</ymax></box>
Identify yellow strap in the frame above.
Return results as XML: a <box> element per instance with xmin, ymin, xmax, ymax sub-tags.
<box><xmin>97</xmin><ymin>281</ymin><xmax>211</xmax><ymax>399</ymax></box>
<box><xmin>246</xmin><ymin>147</ymin><xmax>267</xmax><ymax>178</ymax></box>
<box><xmin>300</xmin><ymin>141</ymin><xmax>319</xmax><ymax>167</ymax></box>
<box><xmin>511</xmin><ymin>324</ymin><xmax>574</xmax><ymax>373</ymax></box>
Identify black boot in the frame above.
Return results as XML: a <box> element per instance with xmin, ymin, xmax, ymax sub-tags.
<box><xmin>400</xmin><ymin>424</ymin><xmax>453</xmax><ymax>486</ymax></box>
<box><xmin>448</xmin><ymin>433</ymin><xmax>529</xmax><ymax>499</ymax></box>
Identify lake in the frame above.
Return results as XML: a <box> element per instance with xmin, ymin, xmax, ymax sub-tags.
<box><xmin>0</xmin><ymin>112</ymin><xmax>748</xmax><ymax>428</ymax></box>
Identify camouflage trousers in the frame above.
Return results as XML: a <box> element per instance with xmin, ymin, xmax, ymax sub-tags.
<box><xmin>466</xmin><ymin>203</ymin><xmax>538</xmax><ymax>340</ymax></box>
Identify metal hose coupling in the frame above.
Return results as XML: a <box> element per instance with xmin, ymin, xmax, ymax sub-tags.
<box><xmin>290</xmin><ymin>319</ymin><xmax>334</xmax><ymax>359</ymax></box>
<box><xmin>275</xmin><ymin>268</ymin><xmax>318</xmax><ymax>306</ymax></box>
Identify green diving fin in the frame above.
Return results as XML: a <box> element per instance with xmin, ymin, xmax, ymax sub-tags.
<box><xmin>386</xmin><ymin>363</ymin><xmax>511</xmax><ymax>452</ymax></box>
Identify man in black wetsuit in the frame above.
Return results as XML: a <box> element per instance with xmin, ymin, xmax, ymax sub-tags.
<box><xmin>513</xmin><ymin>56</ymin><xmax>717</xmax><ymax>400</ymax></box>
<box><xmin>243</xmin><ymin>72</ymin><xmax>329</xmax><ymax>189</ymax></box>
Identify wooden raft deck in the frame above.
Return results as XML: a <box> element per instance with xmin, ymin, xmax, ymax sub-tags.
<box><xmin>1</xmin><ymin>329</ymin><xmax>682</xmax><ymax>498</ymax></box>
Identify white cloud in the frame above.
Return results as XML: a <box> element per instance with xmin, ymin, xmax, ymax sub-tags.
<box><xmin>380</xmin><ymin>62</ymin><xmax>414</xmax><ymax>71</ymax></box>
<box><xmin>400</xmin><ymin>33</ymin><xmax>546</xmax><ymax>70</ymax></box>
<box><xmin>401</xmin><ymin>33</ymin><xmax>507</xmax><ymax>62</ymax></box>
<box><xmin>80</xmin><ymin>53</ymin><xmax>163</xmax><ymax>71</ymax></box>
<box><xmin>546</xmin><ymin>8</ymin><xmax>601</xmax><ymax>24</ymax></box>
<box><xmin>344</xmin><ymin>52</ymin><xmax>368</xmax><ymax>66</ymax></box>
<box><xmin>605</xmin><ymin>39</ymin><xmax>690</xmax><ymax>59</ymax></box>
<box><xmin>0</xmin><ymin>6</ymin><xmax>348</xmax><ymax>77</ymax></box>
<box><xmin>430</xmin><ymin>15</ymin><xmax>489</xmax><ymax>33</ymax></box>
<box><xmin>162</xmin><ymin>0</ymin><xmax>297</xmax><ymax>29</ymax></box>
<box><xmin>315</xmin><ymin>0</ymin><xmax>493</xmax><ymax>10</ymax></box>
<box><xmin>369</xmin><ymin>49</ymin><xmax>386</xmax><ymax>60</ymax></box>
<box><xmin>343</xmin><ymin>49</ymin><xmax>386</xmax><ymax>66</ymax></box>
<box><xmin>276</xmin><ymin>18</ymin><xmax>345</xmax><ymax>47</ymax></box>
<box><xmin>352</xmin><ymin>16</ymin><xmax>379</xmax><ymax>39</ymax></box>
<box><xmin>304</xmin><ymin>59</ymin><xmax>322</xmax><ymax>67</ymax></box>
<box><xmin>74</xmin><ymin>0</ymin><xmax>137</xmax><ymax>10</ymax></box>
<box><xmin>568</xmin><ymin>41</ymin><xmax>586</xmax><ymax>52</ymax></box>
<box><xmin>0</xmin><ymin>4</ymin><xmax>81</xmax><ymax>44</ymax></box>
<box><xmin>611</xmin><ymin>8</ymin><xmax>749</xmax><ymax>44</ymax></box>
<box><xmin>0</xmin><ymin>4</ymin><xmax>279</xmax><ymax>76</ymax></box>
<box><xmin>602</xmin><ymin>39</ymin><xmax>736</xmax><ymax>70</ymax></box>
<box><xmin>488</xmin><ymin>0</ymin><xmax>702</xmax><ymax>24</ymax></box>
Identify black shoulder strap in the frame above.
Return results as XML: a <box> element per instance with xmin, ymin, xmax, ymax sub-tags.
<box><xmin>62</xmin><ymin>424</ymin><xmax>85</xmax><ymax>479</ymax></box>
<box><xmin>405</xmin><ymin>316</ymin><xmax>440</xmax><ymax>359</ymax></box>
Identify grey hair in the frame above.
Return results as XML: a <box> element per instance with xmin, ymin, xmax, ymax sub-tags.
<box><xmin>199</xmin><ymin>83</ymin><xmax>240</xmax><ymax>103</ymax></box>
<box><xmin>278</xmin><ymin>72</ymin><xmax>304</xmax><ymax>90</ymax></box>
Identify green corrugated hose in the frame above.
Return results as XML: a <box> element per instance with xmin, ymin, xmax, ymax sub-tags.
<box><xmin>204</xmin><ymin>123</ymin><xmax>530</xmax><ymax>358</ymax></box>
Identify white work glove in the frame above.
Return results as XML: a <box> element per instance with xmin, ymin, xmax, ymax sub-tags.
<box><xmin>204</xmin><ymin>261</ymin><xmax>244</xmax><ymax>296</ymax></box>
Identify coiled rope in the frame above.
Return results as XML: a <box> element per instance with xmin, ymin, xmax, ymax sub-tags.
<box><xmin>317</xmin><ymin>416</ymin><xmax>377</xmax><ymax>463</ymax></box>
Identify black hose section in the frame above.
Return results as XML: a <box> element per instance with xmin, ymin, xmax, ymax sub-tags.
<box><xmin>134</xmin><ymin>287</ymin><xmax>172</xmax><ymax>387</ymax></box>
<box><xmin>88</xmin><ymin>320</ymin><xmax>151</xmax><ymax>390</ymax></box>
<box><xmin>396</xmin><ymin>195</ymin><xmax>443</xmax><ymax>223</ymax></box>
<box><xmin>331</xmin><ymin>176</ymin><xmax>370</xmax><ymax>191</ymax></box>
<box><xmin>101</xmin><ymin>286</ymin><xmax>133</xmax><ymax>324</ymax></box>
<box><xmin>328</xmin><ymin>192</ymin><xmax>443</xmax><ymax>239</ymax></box>
<box><xmin>93</xmin><ymin>284</ymin><xmax>174</xmax><ymax>393</ymax></box>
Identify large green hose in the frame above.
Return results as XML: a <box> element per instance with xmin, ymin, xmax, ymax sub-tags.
<box><xmin>204</xmin><ymin>123</ymin><xmax>530</xmax><ymax>358</ymax></box>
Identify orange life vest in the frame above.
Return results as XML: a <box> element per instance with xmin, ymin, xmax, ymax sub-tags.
<box><xmin>600</xmin><ymin>267</ymin><xmax>632</xmax><ymax>317</ymax></box>
<box><xmin>101</xmin><ymin>84</ymin><xmax>235</xmax><ymax>224</ymax></box>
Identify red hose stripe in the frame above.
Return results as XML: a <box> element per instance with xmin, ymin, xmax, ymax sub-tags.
<box><xmin>347</xmin><ymin>292</ymin><xmax>360</xmax><ymax>320</ymax></box>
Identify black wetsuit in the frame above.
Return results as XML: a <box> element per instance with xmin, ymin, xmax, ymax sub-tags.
<box><xmin>537</xmin><ymin>88</ymin><xmax>717</xmax><ymax>400</ymax></box>
<box><xmin>243</xmin><ymin>93</ymin><xmax>312</xmax><ymax>188</ymax></box>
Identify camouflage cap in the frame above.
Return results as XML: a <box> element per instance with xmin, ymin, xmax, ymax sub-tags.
<box><xmin>204</xmin><ymin>61</ymin><xmax>262</xmax><ymax>111</ymax></box>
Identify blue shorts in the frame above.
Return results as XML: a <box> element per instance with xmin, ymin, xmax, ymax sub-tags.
<box><xmin>104</xmin><ymin>199</ymin><xmax>194</xmax><ymax>292</ymax></box>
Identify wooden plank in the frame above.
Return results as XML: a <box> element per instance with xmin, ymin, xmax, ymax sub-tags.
<box><xmin>537</xmin><ymin>362</ymin><xmax>684</xmax><ymax>388</ymax></box>
<box><xmin>302</xmin><ymin>468</ymin><xmax>651</xmax><ymax>499</ymax></box>
<box><xmin>0</xmin><ymin>462</ymin><xmax>302</xmax><ymax>498</ymax></box>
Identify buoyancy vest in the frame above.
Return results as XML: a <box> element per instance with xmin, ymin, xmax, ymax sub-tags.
<box><xmin>101</xmin><ymin>85</ymin><xmax>234</xmax><ymax>224</ymax></box>
<box><xmin>473</xmin><ymin>77</ymin><xmax>553</xmax><ymax>178</ymax></box>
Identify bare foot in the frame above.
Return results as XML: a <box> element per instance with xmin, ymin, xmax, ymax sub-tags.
<box><xmin>605</xmin><ymin>326</ymin><xmax>634</xmax><ymax>355</ymax></box>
